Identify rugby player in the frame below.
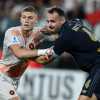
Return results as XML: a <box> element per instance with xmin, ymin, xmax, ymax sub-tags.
<box><xmin>46</xmin><ymin>7</ymin><xmax>100</xmax><ymax>100</ymax></box>
<box><xmin>0</xmin><ymin>6</ymin><xmax>50</xmax><ymax>100</ymax></box>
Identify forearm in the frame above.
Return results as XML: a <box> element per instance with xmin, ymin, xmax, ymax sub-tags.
<box><xmin>10</xmin><ymin>46</ymin><xmax>49</xmax><ymax>59</ymax></box>
<box><xmin>14</xmin><ymin>48</ymin><xmax>38</xmax><ymax>58</ymax></box>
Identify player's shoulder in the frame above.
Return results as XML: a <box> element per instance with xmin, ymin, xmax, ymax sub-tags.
<box><xmin>68</xmin><ymin>18</ymin><xmax>82</xmax><ymax>26</ymax></box>
<box><xmin>63</xmin><ymin>18</ymin><xmax>83</xmax><ymax>31</ymax></box>
<box><xmin>5</xmin><ymin>26</ymin><xmax>21</xmax><ymax>36</ymax></box>
<box><xmin>67</xmin><ymin>18</ymin><xmax>83</xmax><ymax>31</ymax></box>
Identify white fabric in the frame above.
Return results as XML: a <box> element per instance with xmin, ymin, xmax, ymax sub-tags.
<box><xmin>0</xmin><ymin>73</ymin><xmax>18</xmax><ymax>100</ymax></box>
<box><xmin>37</xmin><ymin>49</ymin><xmax>49</xmax><ymax>56</ymax></box>
<box><xmin>0</xmin><ymin>26</ymin><xmax>38</xmax><ymax>99</ymax></box>
<box><xmin>0</xmin><ymin>26</ymin><xmax>23</xmax><ymax>66</ymax></box>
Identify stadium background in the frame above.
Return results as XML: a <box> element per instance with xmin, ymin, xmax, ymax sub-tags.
<box><xmin>0</xmin><ymin>0</ymin><xmax>100</xmax><ymax>100</ymax></box>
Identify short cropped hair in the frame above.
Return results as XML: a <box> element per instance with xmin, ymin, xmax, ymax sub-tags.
<box><xmin>21</xmin><ymin>6</ymin><xmax>38</xmax><ymax>14</ymax></box>
<box><xmin>48</xmin><ymin>7</ymin><xmax>65</xmax><ymax>17</ymax></box>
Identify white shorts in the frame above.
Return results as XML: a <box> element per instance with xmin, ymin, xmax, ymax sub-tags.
<box><xmin>0</xmin><ymin>73</ymin><xmax>19</xmax><ymax>100</ymax></box>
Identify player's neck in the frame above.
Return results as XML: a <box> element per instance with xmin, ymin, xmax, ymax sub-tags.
<box><xmin>21</xmin><ymin>29</ymin><xmax>32</xmax><ymax>38</ymax></box>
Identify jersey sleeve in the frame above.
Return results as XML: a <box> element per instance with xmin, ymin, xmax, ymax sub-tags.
<box><xmin>5</xmin><ymin>29</ymin><xmax>21</xmax><ymax>47</ymax></box>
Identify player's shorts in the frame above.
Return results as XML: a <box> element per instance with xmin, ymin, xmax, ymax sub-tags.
<box><xmin>80</xmin><ymin>63</ymin><xmax>100</xmax><ymax>99</ymax></box>
<box><xmin>0</xmin><ymin>73</ymin><xmax>19</xmax><ymax>100</ymax></box>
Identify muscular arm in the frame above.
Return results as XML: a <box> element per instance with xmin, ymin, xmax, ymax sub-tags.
<box><xmin>9</xmin><ymin>44</ymin><xmax>49</xmax><ymax>59</ymax></box>
<box><xmin>5</xmin><ymin>28</ymin><xmax>50</xmax><ymax>59</ymax></box>
<box><xmin>9</xmin><ymin>44</ymin><xmax>38</xmax><ymax>59</ymax></box>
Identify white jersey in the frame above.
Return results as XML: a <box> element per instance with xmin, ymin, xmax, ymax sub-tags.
<box><xmin>0</xmin><ymin>26</ymin><xmax>25</xmax><ymax>66</ymax></box>
<box><xmin>0</xmin><ymin>26</ymin><xmax>27</xmax><ymax>99</ymax></box>
<box><xmin>0</xmin><ymin>26</ymin><xmax>43</xmax><ymax>77</ymax></box>
<box><xmin>0</xmin><ymin>26</ymin><xmax>34</xmax><ymax>77</ymax></box>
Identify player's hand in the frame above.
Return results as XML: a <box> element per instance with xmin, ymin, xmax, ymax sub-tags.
<box><xmin>35</xmin><ymin>55</ymin><xmax>53</xmax><ymax>64</ymax></box>
<box><xmin>45</xmin><ymin>47</ymin><xmax>54</xmax><ymax>56</ymax></box>
<box><xmin>27</xmin><ymin>31</ymin><xmax>44</xmax><ymax>49</ymax></box>
<box><xmin>31</xmin><ymin>31</ymin><xmax>44</xmax><ymax>48</ymax></box>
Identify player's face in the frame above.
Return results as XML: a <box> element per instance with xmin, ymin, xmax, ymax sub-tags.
<box><xmin>46</xmin><ymin>12</ymin><xmax>64</xmax><ymax>33</ymax></box>
<box><xmin>20</xmin><ymin>11</ymin><xmax>37</xmax><ymax>31</ymax></box>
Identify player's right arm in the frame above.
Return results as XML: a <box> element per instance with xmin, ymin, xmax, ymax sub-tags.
<box><xmin>9</xmin><ymin>42</ymin><xmax>50</xmax><ymax>59</ymax></box>
<box><xmin>9</xmin><ymin>44</ymin><xmax>38</xmax><ymax>58</ymax></box>
<box><xmin>5</xmin><ymin>28</ymin><xmax>49</xmax><ymax>59</ymax></box>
